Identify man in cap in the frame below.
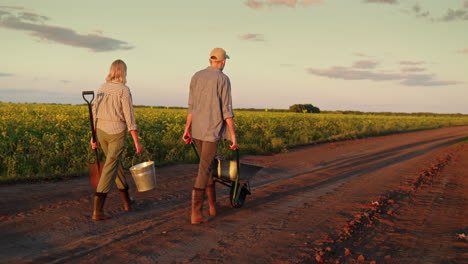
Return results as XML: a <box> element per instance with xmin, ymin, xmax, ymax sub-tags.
<box><xmin>182</xmin><ymin>48</ymin><xmax>237</xmax><ymax>224</ymax></box>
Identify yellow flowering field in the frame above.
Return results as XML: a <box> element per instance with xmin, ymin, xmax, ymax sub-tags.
<box><xmin>1</xmin><ymin>102</ymin><xmax>467</xmax><ymax>182</ymax></box>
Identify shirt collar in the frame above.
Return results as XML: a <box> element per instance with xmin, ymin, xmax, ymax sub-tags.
<box><xmin>207</xmin><ymin>66</ymin><xmax>221</xmax><ymax>72</ymax></box>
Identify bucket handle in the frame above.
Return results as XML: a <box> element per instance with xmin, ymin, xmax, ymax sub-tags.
<box><xmin>131</xmin><ymin>152</ymin><xmax>153</xmax><ymax>167</ymax></box>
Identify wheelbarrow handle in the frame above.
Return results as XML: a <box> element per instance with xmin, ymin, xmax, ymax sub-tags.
<box><xmin>189</xmin><ymin>141</ymin><xmax>200</xmax><ymax>160</ymax></box>
<box><xmin>188</xmin><ymin>141</ymin><xmax>239</xmax><ymax>162</ymax></box>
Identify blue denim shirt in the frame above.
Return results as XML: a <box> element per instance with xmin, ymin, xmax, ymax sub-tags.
<box><xmin>188</xmin><ymin>66</ymin><xmax>234</xmax><ymax>142</ymax></box>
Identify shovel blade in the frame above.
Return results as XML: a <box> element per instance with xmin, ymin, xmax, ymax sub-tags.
<box><xmin>89</xmin><ymin>162</ymin><xmax>105</xmax><ymax>187</ymax></box>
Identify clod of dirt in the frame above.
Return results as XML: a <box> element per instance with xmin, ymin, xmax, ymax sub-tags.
<box><xmin>457</xmin><ymin>233</ymin><xmax>467</xmax><ymax>241</ymax></box>
<box><xmin>315</xmin><ymin>253</ymin><xmax>324</xmax><ymax>263</ymax></box>
<box><xmin>344</xmin><ymin>248</ymin><xmax>352</xmax><ymax>256</ymax></box>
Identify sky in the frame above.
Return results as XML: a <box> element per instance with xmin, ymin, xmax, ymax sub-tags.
<box><xmin>1</xmin><ymin>0</ymin><xmax>467</xmax><ymax>114</ymax></box>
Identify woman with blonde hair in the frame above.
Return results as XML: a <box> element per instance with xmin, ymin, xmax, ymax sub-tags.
<box><xmin>90</xmin><ymin>59</ymin><xmax>143</xmax><ymax>221</ymax></box>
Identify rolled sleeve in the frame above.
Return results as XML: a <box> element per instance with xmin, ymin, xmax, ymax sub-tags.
<box><xmin>121</xmin><ymin>89</ymin><xmax>138</xmax><ymax>131</ymax></box>
<box><xmin>188</xmin><ymin>76</ymin><xmax>195</xmax><ymax>114</ymax></box>
<box><xmin>220</xmin><ymin>77</ymin><xmax>234</xmax><ymax>120</ymax></box>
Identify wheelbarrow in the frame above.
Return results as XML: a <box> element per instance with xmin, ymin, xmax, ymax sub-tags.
<box><xmin>189</xmin><ymin>142</ymin><xmax>263</xmax><ymax>208</ymax></box>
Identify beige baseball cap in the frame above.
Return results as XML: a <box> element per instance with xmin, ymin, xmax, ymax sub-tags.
<box><xmin>210</xmin><ymin>48</ymin><xmax>230</xmax><ymax>62</ymax></box>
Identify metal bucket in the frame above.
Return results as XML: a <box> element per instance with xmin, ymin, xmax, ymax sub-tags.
<box><xmin>130</xmin><ymin>161</ymin><xmax>156</xmax><ymax>192</ymax></box>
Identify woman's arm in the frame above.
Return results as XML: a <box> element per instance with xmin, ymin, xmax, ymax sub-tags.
<box><xmin>130</xmin><ymin>130</ymin><xmax>142</xmax><ymax>153</ymax></box>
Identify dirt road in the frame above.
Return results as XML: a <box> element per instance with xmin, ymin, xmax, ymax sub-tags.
<box><xmin>1</xmin><ymin>126</ymin><xmax>467</xmax><ymax>264</ymax></box>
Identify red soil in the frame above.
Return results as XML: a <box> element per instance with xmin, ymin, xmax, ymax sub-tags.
<box><xmin>1</xmin><ymin>126</ymin><xmax>467</xmax><ymax>264</ymax></box>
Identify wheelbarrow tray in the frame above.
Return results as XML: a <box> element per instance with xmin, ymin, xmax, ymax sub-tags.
<box><xmin>212</xmin><ymin>158</ymin><xmax>263</xmax><ymax>208</ymax></box>
<box><xmin>213</xmin><ymin>161</ymin><xmax>263</xmax><ymax>183</ymax></box>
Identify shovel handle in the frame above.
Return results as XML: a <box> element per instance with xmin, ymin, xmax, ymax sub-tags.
<box><xmin>188</xmin><ymin>141</ymin><xmax>239</xmax><ymax>162</ymax></box>
<box><xmin>189</xmin><ymin>141</ymin><xmax>200</xmax><ymax>160</ymax></box>
<box><xmin>82</xmin><ymin>91</ymin><xmax>95</xmax><ymax>104</ymax></box>
<box><xmin>82</xmin><ymin>91</ymin><xmax>97</xmax><ymax>142</ymax></box>
<box><xmin>83</xmin><ymin>90</ymin><xmax>100</xmax><ymax>166</ymax></box>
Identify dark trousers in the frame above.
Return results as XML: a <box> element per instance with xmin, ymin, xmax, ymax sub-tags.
<box><xmin>193</xmin><ymin>139</ymin><xmax>217</xmax><ymax>189</ymax></box>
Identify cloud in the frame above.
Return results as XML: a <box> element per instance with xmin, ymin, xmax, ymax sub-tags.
<box><xmin>245</xmin><ymin>0</ymin><xmax>320</xmax><ymax>9</ymax></box>
<box><xmin>303</xmin><ymin>0</ymin><xmax>321</xmax><ymax>6</ymax></box>
<box><xmin>364</xmin><ymin>0</ymin><xmax>398</xmax><ymax>4</ymax></box>
<box><xmin>0</xmin><ymin>7</ymin><xmax>134</xmax><ymax>52</ymax></box>
<box><xmin>352</xmin><ymin>60</ymin><xmax>379</xmax><ymax>69</ymax></box>
<box><xmin>60</xmin><ymin>80</ymin><xmax>71</xmax><ymax>84</ymax></box>
<box><xmin>411</xmin><ymin>3</ymin><xmax>431</xmax><ymax>19</ymax></box>
<box><xmin>353</xmin><ymin>52</ymin><xmax>371</xmax><ymax>57</ymax></box>
<box><xmin>401</xmin><ymin>67</ymin><xmax>426</xmax><ymax>72</ymax></box>
<box><xmin>1</xmin><ymin>89</ymin><xmax>38</xmax><ymax>95</ymax></box>
<box><xmin>408</xmin><ymin>4</ymin><xmax>468</xmax><ymax>22</ymax></box>
<box><xmin>0</xmin><ymin>6</ymin><xmax>25</xmax><ymax>10</ymax></box>
<box><xmin>400</xmin><ymin>74</ymin><xmax>460</xmax><ymax>86</ymax></box>
<box><xmin>238</xmin><ymin>33</ymin><xmax>265</xmax><ymax>42</ymax></box>
<box><xmin>400</xmin><ymin>60</ymin><xmax>425</xmax><ymax>65</ymax></box>
<box><xmin>18</xmin><ymin>11</ymin><xmax>49</xmax><ymax>22</ymax></box>
<box><xmin>306</xmin><ymin>66</ymin><xmax>402</xmax><ymax>81</ymax></box>
<box><xmin>306</xmin><ymin>63</ymin><xmax>460</xmax><ymax>86</ymax></box>
<box><xmin>246</xmin><ymin>0</ymin><xmax>264</xmax><ymax>8</ymax></box>
<box><xmin>0</xmin><ymin>72</ymin><xmax>14</xmax><ymax>77</ymax></box>
<box><xmin>0</xmin><ymin>88</ymin><xmax>79</xmax><ymax>104</ymax></box>
<box><xmin>439</xmin><ymin>8</ymin><xmax>468</xmax><ymax>22</ymax></box>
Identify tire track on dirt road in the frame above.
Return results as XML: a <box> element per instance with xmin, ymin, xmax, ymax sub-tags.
<box><xmin>32</xmin><ymin>129</ymin><xmax>468</xmax><ymax>263</ymax></box>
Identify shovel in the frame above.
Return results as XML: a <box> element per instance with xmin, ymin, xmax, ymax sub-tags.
<box><xmin>82</xmin><ymin>91</ymin><xmax>104</xmax><ymax>187</ymax></box>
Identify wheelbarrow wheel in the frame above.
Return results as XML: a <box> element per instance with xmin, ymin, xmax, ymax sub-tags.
<box><xmin>230</xmin><ymin>183</ymin><xmax>249</xmax><ymax>208</ymax></box>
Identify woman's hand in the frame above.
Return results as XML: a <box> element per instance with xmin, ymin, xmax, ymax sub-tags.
<box><xmin>90</xmin><ymin>138</ymin><xmax>99</xmax><ymax>149</ymax></box>
<box><xmin>134</xmin><ymin>141</ymin><xmax>143</xmax><ymax>154</ymax></box>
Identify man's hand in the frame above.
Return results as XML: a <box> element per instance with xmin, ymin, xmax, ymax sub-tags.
<box><xmin>230</xmin><ymin>137</ymin><xmax>238</xmax><ymax>150</ymax></box>
<box><xmin>183</xmin><ymin>133</ymin><xmax>192</xmax><ymax>144</ymax></box>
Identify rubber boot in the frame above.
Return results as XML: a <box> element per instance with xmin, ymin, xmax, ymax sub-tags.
<box><xmin>119</xmin><ymin>188</ymin><xmax>135</xmax><ymax>212</ymax></box>
<box><xmin>191</xmin><ymin>188</ymin><xmax>208</xmax><ymax>224</ymax></box>
<box><xmin>206</xmin><ymin>184</ymin><xmax>216</xmax><ymax>216</ymax></box>
<box><xmin>92</xmin><ymin>192</ymin><xmax>111</xmax><ymax>221</ymax></box>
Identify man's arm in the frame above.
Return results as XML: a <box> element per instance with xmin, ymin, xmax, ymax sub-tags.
<box><xmin>182</xmin><ymin>113</ymin><xmax>193</xmax><ymax>144</ymax></box>
<box><xmin>225</xmin><ymin>117</ymin><xmax>237</xmax><ymax>150</ymax></box>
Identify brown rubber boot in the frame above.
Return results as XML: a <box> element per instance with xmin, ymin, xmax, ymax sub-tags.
<box><xmin>92</xmin><ymin>192</ymin><xmax>111</xmax><ymax>221</ymax></box>
<box><xmin>206</xmin><ymin>184</ymin><xmax>216</xmax><ymax>216</ymax></box>
<box><xmin>119</xmin><ymin>188</ymin><xmax>135</xmax><ymax>212</ymax></box>
<box><xmin>191</xmin><ymin>188</ymin><xmax>208</xmax><ymax>224</ymax></box>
